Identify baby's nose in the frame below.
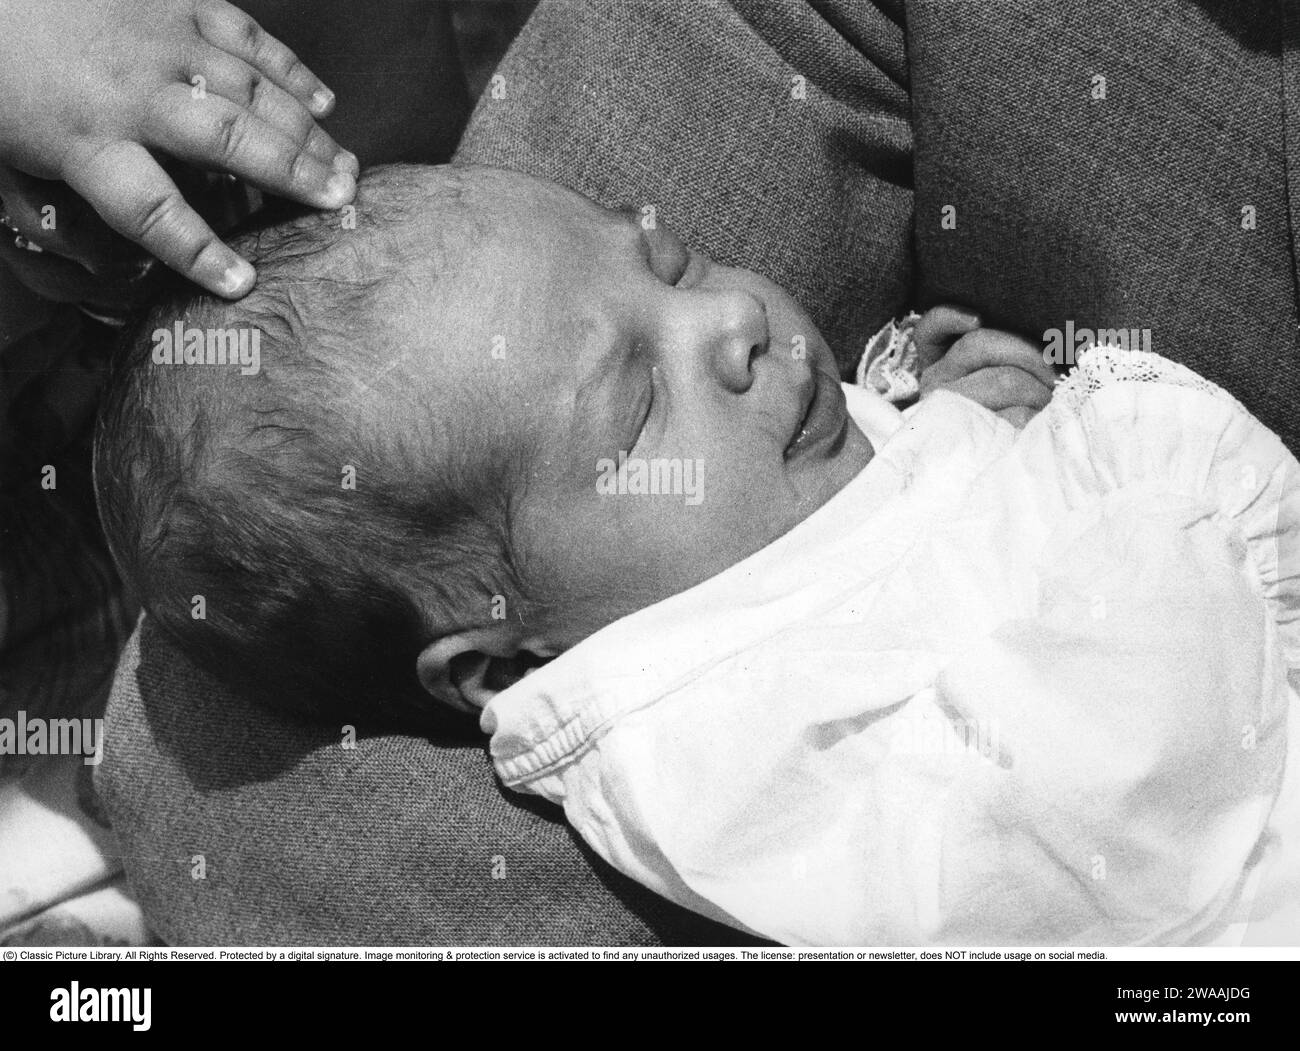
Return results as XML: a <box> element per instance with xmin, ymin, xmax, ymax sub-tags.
<box><xmin>693</xmin><ymin>289</ymin><xmax>770</xmax><ymax>393</ymax></box>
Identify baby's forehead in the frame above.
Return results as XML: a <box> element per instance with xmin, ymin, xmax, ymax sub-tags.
<box><xmin>331</xmin><ymin>166</ymin><xmax>632</xmax><ymax>392</ymax></box>
<box><xmin>367</xmin><ymin>184</ymin><xmax>614</xmax><ymax>314</ymax></box>
<box><xmin>441</xmin><ymin>167</ymin><xmax>618</xmax><ymax>245</ymax></box>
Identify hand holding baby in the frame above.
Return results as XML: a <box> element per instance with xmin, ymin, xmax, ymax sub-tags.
<box><xmin>913</xmin><ymin>305</ymin><xmax>1057</xmax><ymax>427</ymax></box>
<box><xmin>0</xmin><ymin>0</ymin><xmax>357</xmax><ymax>301</ymax></box>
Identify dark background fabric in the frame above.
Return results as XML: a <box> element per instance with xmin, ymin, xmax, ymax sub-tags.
<box><xmin>97</xmin><ymin>0</ymin><xmax>1300</xmax><ymax>944</ymax></box>
<box><xmin>908</xmin><ymin>0</ymin><xmax>1300</xmax><ymax>450</ymax></box>
<box><xmin>0</xmin><ymin>290</ymin><xmax>136</xmax><ymax>773</ymax></box>
<box><xmin>100</xmin><ymin>620</ymin><xmax>756</xmax><ymax>945</ymax></box>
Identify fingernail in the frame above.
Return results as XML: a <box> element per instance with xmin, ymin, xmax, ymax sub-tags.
<box><xmin>311</xmin><ymin>88</ymin><xmax>335</xmax><ymax>115</ymax></box>
<box><xmin>218</xmin><ymin>258</ymin><xmax>255</xmax><ymax>297</ymax></box>
<box><xmin>322</xmin><ymin>171</ymin><xmax>355</xmax><ymax>207</ymax></box>
<box><xmin>333</xmin><ymin>150</ymin><xmax>360</xmax><ymax>176</ymax></box>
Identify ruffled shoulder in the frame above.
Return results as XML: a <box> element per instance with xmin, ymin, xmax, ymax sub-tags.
<box><xmin>1022</xmin><ymin>345</ymin><xmax>1300</xmax><ymax>651</ymax></box>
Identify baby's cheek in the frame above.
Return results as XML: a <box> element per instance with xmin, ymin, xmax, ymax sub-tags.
<box><xmin>684</xmin><ymin>477</ymin><xmax>798</xmax><ymax>572</ymax></box>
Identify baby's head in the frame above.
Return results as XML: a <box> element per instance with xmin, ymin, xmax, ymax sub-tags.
<box><xmin>95</xmin><ymin>164</ymin><xmax>872</xmax><ymax>725</ymax></box>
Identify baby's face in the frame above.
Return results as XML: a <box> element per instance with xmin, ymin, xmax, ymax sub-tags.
<box><xmin>383</xmin><ymin>168</ymin><xmax>873</xmax><ymax>646</ymax></box>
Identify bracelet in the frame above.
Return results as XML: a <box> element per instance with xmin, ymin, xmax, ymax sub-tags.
<box><xmin>0</xmin><ymin>207</ymin><xmax>42</xmax><ymax>252</ymax></box>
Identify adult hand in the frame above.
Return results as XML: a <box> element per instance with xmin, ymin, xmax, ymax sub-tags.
<box><xmin>0</xmin><ymin>0</ymin><xmax>358</xmax><ymax>299</ymax></box>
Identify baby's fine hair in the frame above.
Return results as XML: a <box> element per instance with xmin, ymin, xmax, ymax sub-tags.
<box><xmin>95</xmin><ymin>164</ymin><xmax>514</xmax><ymax>728</ymax></box>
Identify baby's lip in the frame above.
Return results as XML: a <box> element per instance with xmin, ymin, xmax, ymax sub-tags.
<box><xmin>783</xmin><ymin>369</ymin><xmax>844</xmax><ymax>460</ymax></box>
<box><xmin>784</xmin><ymin>376</ymin><xmax>816</xmax><ymax>451</ymax></box>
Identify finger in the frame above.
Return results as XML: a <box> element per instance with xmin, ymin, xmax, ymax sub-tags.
<box><xmin>914</xmin><ymin>304</ymin><xmax>981</xmax><ymax>371</ymax></box>
<box><xmin>946</xmin><ymin>367</ymin><xmax>1054</xmax><ymax>413</ymax></box>
<box><xmin>145</xmin><ymin>85</ymin><xmax>355</xmax><ymax>209</ymax></box>
<box><xmin>189</xmin><ymin>47</ymin><xmax>358</xmax><ymax>175</ymax></box>
<box><xmin>941</xmin><ymin>329</ymin><xmax>1060</xmax><ymax>390</ymax></box>
<box><xmin>0</xmin><ymin>166</ymin><xmax>122</xmax><ymax>273</ymax></box>
<box><xmin>62</xmin><ymin>139</ymin><xmax>255</xmax><ymax>298</ymax></box>
<box><xmin>195</xmin><ymin>0</ymin><xmax>336</xmax><ymax>116</ymax></box>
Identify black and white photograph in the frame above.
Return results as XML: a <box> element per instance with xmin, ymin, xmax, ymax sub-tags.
<box><xmin>0</xmin><ymin>0</ymin><xmax>1297</xmax><ymax>1028</ymax></box>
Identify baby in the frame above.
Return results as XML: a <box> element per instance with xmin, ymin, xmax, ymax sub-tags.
<box><xmin>95</xmin><ymin>164</ymin><xmax>1300</xmax><ymax>946</ymax></box>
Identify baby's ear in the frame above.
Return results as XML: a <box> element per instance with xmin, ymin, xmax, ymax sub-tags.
<box><xmin>416</xmin><ymin>628</ymin><xmax>545</xmax><ymax>713</ymax></box>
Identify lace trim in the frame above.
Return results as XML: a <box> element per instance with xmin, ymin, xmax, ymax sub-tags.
<box><xmin>857</xmin><ymin>311</ymin><xmax>922</xmax><ymax>403</ymax></box>
<box><xmin>1050</xmin><ymin>345</ymin><xmax>1246</xmax><ymax>426</ymax></box>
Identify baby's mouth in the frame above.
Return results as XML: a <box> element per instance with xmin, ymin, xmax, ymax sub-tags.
<box><xmin>783</xmin><ymin>369</ymin><xmax>847</xmax><ymax>461</ymax></box>
<box><xmin>784</xmin><ymin>380</ymin><xmax>816</xmax><ymax>458</ymax></box>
